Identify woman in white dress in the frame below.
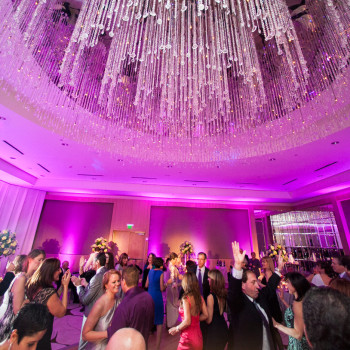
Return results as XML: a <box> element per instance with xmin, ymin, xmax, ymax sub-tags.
<box><xmin>0</xmin><ymin>249</ymin><xmax>45</xmax><ymax>343</ymax></box>
<box><xmin>82</xmin><ymin>269</ymin><xmax>122</xmax><ymax>350</ymax></box>
<box><xmin>165</xmin><ymin>252</ymin><xmax>182</xmax><ymax>328</ymax></box>
<box><xmin>308</xmin><ymin>261</ymin><xmax>333</xmax><ymax>287</ymax></box>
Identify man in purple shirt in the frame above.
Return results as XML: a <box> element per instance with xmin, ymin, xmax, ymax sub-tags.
<box><xmin>107</xmin><ymin>266</ymin><xmax>154</xmax><ymax>345</ymax></box>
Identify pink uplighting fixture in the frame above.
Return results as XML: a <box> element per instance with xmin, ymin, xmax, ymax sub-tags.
<box><xmin>0</xmin><ymin>1</ymin><xmax>349</xmax><ymax>162</ymax></box>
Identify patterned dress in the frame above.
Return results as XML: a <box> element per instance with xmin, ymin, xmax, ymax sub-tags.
<box><xmin>32</xmin><ymin>287</ymin><xmax>57</xmax><ymax>350</ymax></box>
<box><xmin>165</xmin><ymin>262</ymin><xmax>180</xmax><ymax>327</ymax></box>
<box><xmin>284</xmin><ymin>307</ymin><xmax>310</xmax><ymax>350</ymax></box>
<box><xmin>0</xmin><ymin>272</ymin><xmax>26</xmax><ymax>343</ymax></box>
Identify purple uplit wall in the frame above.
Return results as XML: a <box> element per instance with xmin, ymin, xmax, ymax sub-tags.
<box><xmin>148</xmin><ymin>206</ymin><xmax>251</xmax><ymax>259</ymax></box>
<box><xmin>33</xmin><ymin>200</ymin><xmax>113</xmax><ymax>271</ymax></box>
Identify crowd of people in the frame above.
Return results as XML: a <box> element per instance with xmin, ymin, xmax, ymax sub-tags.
<box><xmin>0</xmin><ymin>243</ymin><xmax>350</xmax><ymax>350</ymax></box>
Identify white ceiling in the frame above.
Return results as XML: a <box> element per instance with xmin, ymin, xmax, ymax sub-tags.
<box><xmin>1</xmin><ymin>94</ymin><xmax>350</xmax><ymax>203</ymax></box>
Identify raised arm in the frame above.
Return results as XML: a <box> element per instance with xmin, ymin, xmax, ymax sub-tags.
<box><xmin>46</xmin><ymin>270</ymin><xmax>71</xmax><ymax>318</ymax></box>
<box><xmin>227</xmin><ymin>241</ymin><xmax>246</xmax><ymax>313</ymax></box>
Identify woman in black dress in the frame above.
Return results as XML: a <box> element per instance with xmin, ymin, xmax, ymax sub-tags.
<box><xmin>205</xmin><ymin>269</ymin><xmax>228</xmax><ymax>350</ymax></box>
<box><xmin>26</xmin><ymin>258</ymin><xmax>71</xmax><ymax>350</ymax></box>
<box><xmin>142</xmin><ymin>252</ymin><xmax>155</xmax><ymax>290</ymax></box>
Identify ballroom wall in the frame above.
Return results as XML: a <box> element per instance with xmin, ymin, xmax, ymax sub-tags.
<box><xmin>148</xmin><ymin>206</ymin><xmax>251</xmax><ymax>259</ymax></box>
<box><xmin>0</xmin><ymin>181</ymin><xmax>45</xmax><ymax>275</ymax></box>
<box><xmin>33</xmin><ymin>200</ymin><xmax>114</xmax><ymax>270</ymax></box>
<box><xmin>30</xmin><ymin>195</ymin><xmax>260</xmax><ymax>271</ymax></box>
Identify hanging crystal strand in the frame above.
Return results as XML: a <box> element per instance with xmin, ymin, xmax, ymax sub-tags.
<box><xmin>236</xmin><ymin>0</ymin><xmax>245</xmax><ymax>27</ymax></box>
<box><xmin>106</xmin><ymin>0</ymin><xmax>117</xmax><ymax>32</ymax></box>
<box><xmin>90</xmin><ymin>0</ymin><xmax>108</xmax><ymax>47</ymax></box>
<box><xmin>59</xmin><ymin>0</ymin><xmax>94</xmax><ymax>84</ymax></box>
<box><xmin>109</xmin><ymin>0</ymin><xmax>122</xmax><ymax>34</ymax></box>
<box><xmin>248</xmin><ymin>0</ymin><xmax>258</xmax><ymax>32</ymax></box>
<box><xmin>241</xmin><ymin>0</ymin><xmax>251</xmax><ymax>28</ymax></box>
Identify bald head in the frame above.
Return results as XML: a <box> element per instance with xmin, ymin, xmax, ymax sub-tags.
<box><xmin>106</xmin><ymin>328</ymin><xmax>146</xmax><ymax>350</ymax></box>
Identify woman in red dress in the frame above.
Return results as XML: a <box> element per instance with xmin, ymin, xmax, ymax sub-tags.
<box><xmin>169</xmin><ymin>272</ymin><xmax>208</xmax><ymax>350</ymax></box>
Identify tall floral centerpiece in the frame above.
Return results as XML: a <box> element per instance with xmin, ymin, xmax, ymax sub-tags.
<box><xmin>91</xmin><ymin>237</ymin><xmax>110</xmax><ymax>253</ymax></box>
<box><xmin>267</xmin><ymin>243</ymin><xmax>288</xmax><ymax>263</ymax></box>
<box><xmin>0</xmin><ymin>230</ymin><xmax>18</xmax><ymax>258</ymax></box>
<box><xmin>180</xmin><ymin>241</ymin><xmax>194</xmax><ymax>263</ymax></box>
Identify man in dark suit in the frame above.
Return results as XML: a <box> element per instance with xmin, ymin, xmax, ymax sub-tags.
<box><xmin>228</xmin><ymin>242</ymin><xmax>283</xmax><ymax>350</ymax></box>
<box><xmin>196</xmin><ymin>252</ymin><xmax>210</xmax><ymax>349</ymax></box>
<box><xmin>196</xmin><ymin>252</ymin><xmax>210</xmax><ymax>301</ymax></box>
<box><xmin>56</xmin><ymin>260</ymin><xmax>79</xmax><ymax>303</ymax></box>
<box><xmin>72</xmin><ymin>252</ymin><xmax>107</xmax><ymax>350</ymax></box>
<box><xmin>331</xmin><ymin>255</ymin><xmax>350</xmax><ymax>281</ymax></box>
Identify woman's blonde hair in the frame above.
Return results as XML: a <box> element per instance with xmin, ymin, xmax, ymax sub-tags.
<box><xmin>102</xmin><ymin>269</ymin><xmax>121</xmax><ymax>290</ymax></box>
<box><xmin>262</xmin><ymin>256</ymin><xmax>275</xmax><ymax>272</ymax></box>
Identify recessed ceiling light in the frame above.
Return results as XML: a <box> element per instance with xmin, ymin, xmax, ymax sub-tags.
<box><xmin>269</xmin><ymin>158</ymin><xmax>276</xmax><ymax>161</ymax></box>
<box><xmin>331</xmin><ymin>141</ymin><xmax>339</xmax><ymax>145</ymax></box>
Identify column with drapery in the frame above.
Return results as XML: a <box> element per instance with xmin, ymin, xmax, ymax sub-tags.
<box><xmin>0</xmin><ymin>180</ymin><xmax>45</xmax><ymax>275</ymax></box>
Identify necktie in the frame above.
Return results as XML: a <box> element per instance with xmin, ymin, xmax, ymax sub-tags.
<box><xmin>198</xmin><ymin>268</ymin><xmax>203</xmax><ymax>296</ymax></box>
<box><xmin>253</xmin><ymin>300</ymin><xmax>274</xmax><ymax>350</ymax></box>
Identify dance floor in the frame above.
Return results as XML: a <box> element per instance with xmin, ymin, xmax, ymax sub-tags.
<box><xmin>52</xmin><ymin>302</ymin><xmax>181</xmax><ymax>350</ymax></box>
<box><xmin>52</xmin><ymin>302</ymin><xmax>289</xmax><ymax>350</ymax></box>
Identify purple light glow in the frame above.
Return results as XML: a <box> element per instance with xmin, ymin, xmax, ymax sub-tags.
<box><xmin>148</xmin><ymin>206</ymin><xmax>252</xmax><ymax>259</ymax></box>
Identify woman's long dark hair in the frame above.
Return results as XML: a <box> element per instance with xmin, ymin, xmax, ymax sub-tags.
<box><xmin>105</xmin><ymin>252</ymin><xmax>115</xmax><ymax>270</ymax></box>
<box><xmin>181</xmin><ymin>272</ymin><xmax>202</xmax><ymax>316</ymax></box>
<box><xmin>285</xmin><ymin>272</ymin><xmax>311</xmax><ymax>302</ymax></box>
<box><xmin>208</xmin><ymin>269</ymin><xmax>227</xmax><ymax>300</ymax></box>
<box><xmin>26</xmin><ymin>258</ymin><xmax>60</xmax><ymax>300</ymax></box>
<box><xmin>118</xmin><ymin>253</ymin><xmax>128</xmax><ymax>267</ymax></box>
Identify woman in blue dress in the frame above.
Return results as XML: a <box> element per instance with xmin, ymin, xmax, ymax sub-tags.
<box><xmin>146</xmin><ymin>257</ymin><xmax>167</xmax><ymax>350</ymax></box>
<box><xmin>273</xmin><ymin>272</ymin><xmax>311</xmax><ymax>350</ymax></box>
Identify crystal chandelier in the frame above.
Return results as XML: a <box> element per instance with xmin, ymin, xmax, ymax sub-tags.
<box><xmin>0</xmin><ymin>0</ymin><xmax>349</xmax><ymax>162</ymax></box>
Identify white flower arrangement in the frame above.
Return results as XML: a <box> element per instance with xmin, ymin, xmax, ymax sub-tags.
<box><xmin>0</xmin><ymin>230</ymin><xmax>18</xmax><ymax>258</ymax></box>
<box><xmin>91</xmin><ymin>237</ymin><xmax>110</xmax><ymax>253</ymax></box>
<box><xmin>180</xmin><ymin>240</ymin><xmax>194</xmax><ymax>255</ymax></box>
